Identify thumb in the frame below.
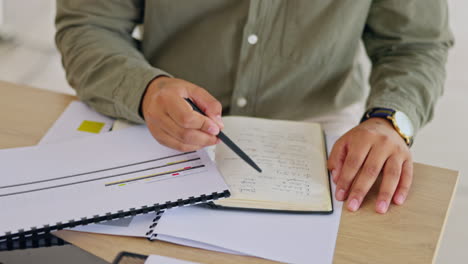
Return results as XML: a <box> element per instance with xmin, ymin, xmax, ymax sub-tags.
<box><xmin>188</xmin><ymin>86</ymin><xmax>224</xmax><ymax>129</ymax></box>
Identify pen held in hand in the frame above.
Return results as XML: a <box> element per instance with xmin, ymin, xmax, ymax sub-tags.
<box><xmin>184</xmin><ymin>98</ymin><xmax>262</xmax><ymax>173</ymax></box>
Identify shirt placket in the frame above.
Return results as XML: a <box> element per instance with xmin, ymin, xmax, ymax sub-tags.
<box><xmin>230</xmin><ymin>0</ymin><xmax>268</xmax><ymax>116</ymax></box>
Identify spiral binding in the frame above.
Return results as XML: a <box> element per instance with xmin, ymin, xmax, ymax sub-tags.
<box><xmin>145</xmin><ymin>210</ymin><xmax>165</xmax><ymax>241</ymax></box>
<box><xmin>0</xmin><ymin>190</ymin><xmax>230</xmax><ymax>250</ymax></box>
<box><xmin>0</xmin><ymin>232</ymin><xmax>67</xmax><ymax>251</ymax></box>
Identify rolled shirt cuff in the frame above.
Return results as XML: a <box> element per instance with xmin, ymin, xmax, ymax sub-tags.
<box><xmin>113</xmin><ymin>67</ymin><xmax>172</xmax><ymax>124</ymax></box>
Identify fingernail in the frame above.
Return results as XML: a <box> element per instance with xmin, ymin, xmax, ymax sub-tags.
<box><xmin>377</xmin><ymin>200</ymin><xmax>388</xmax><ymax>213</ymax></box>
<box><xmin>215</xmin><ymin>115</ymin><xmax>224</xmax><ymax>127</ymax></box>
<box><xmin>348</xmin><ymin>199</ymin><xmax>359</xmax><ymax>212</ymax></box>
<box><xmin>207</xmin><ymin>126</ymin><xmax>219</xmax><ymax>136</ymax></box>
<box><xmin>395</xmin><ymin>194</ymin><xmax>405</xmax><ymax>205</ymax></box>
<box><xmin>336</xmin><ymin>189</ymin><xmax>345</xmax><ymax>201</ymax></box>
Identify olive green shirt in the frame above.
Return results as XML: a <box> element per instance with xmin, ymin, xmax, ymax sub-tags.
<box><xmin>55</xmin><ymin>0</ymin><xmax>453</xmax><ymax>134</ymax></box>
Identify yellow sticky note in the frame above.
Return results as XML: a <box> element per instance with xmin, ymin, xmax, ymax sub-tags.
<box><xmin>77</xmin><ymin>120</ymin><xmax>105</xmax><ymax>134</ymax></box>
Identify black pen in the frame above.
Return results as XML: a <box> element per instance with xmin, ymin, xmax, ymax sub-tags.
<box><xmin>184</xmin><ymin>98</ymin><xmax>262</xmax><ymax>173</ymax></box>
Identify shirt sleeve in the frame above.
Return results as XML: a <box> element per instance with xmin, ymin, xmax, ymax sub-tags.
<box><xmin>362</xmin><ymin>0</ymin><xmax>454</xmax><ymax>134</ymax></box>
<box><xmin>55</xmin><ymin>0</ymin><xmax>170</xmax><ymax>123</ymax></box>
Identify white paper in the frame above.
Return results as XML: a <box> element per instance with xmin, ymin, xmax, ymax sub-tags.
<box><xmin>156</xmin><ymin>234</ymin><xmax>249</xmax><ymax>256</ymax></box>
<box><xmin>39</xmin><ymin>101</ymin><xmax>114</xmax><ymax>145</ymax></box>
<box><xmin>152</xmin><ymin>135</ymin><xmax>342</xmax><ymax>264</ymax></box>
<box><xmin>145</xmin><ymin>255</ymin><xmax>200</xmax><ymax>264</ymax></box>
<box><xmin>38</xmin><ymin>101</ymin><xmax>156</xmax><ymax>238</ymax></box>
<box><xmin>36</xmin><ymin>100</ymin><xmax>353</xmax><ymax>263</ymax></box>
<box><xmin>0</xmin><ymin>126</ymin><xmax>228</xmax><ymax>238</ymax></box>
<box><xmin>71</xmin><ymin>212</ymin><xmax>158</xmax><ymax>238</ymax></box>
<box><xmin>112</xmin><ymin>119</ymin><xmax>135</xmax><ymax>131</ymax></box>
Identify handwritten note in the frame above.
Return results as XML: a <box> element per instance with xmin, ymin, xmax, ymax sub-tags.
<box><xmin>215</xmin><ymin>117</ymin><xmax>331</xmax><ymax>210</ymax></box>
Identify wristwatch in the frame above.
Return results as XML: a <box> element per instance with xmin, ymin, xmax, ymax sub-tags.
<box><xmin>361</xmin><ymin>107</ymin><xmax>414</xmax><ymax>146</ymax></box>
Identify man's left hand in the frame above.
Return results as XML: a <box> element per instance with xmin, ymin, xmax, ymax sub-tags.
<box><xmin>327</xmin><ymin>118</ymin><xmax>413</xmax><ymax>214</ymax></box>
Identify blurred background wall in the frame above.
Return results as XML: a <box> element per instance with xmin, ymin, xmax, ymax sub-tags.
<box><xmin>0</xmin><ymin>0</ymin><xmax>74</xmax><ymax>94</ymax></box>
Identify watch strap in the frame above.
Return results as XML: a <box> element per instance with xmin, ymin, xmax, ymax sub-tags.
<box><xmin>361</xmin><ymin>107</ymin><xmax>413</xmax><ymax>147</ymax></box>
<box><xmin>361</xmin><ymin>107</ymin><xmax>395</xmax><ymax>123</ymax></box>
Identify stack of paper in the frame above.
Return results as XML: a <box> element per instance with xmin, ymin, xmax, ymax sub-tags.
<box><xmin>0</xmin><ymin>102</ymin><xmax>229</xmax><ymax>245</ymax></box>
<box><xmin>38</xmin><ymin>101</ymin><xmax>345</xmax><ymax>264</ymax></box>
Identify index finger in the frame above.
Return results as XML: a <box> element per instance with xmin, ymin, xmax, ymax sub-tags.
<box><xmin>166</xmin><ymin>95</ymin><xmax>219</xmax><ymax>136</ymax></box>
<box><xmin>188</xmin><ymin>87</ymin><xmax>224</xmax><ymax>129</ymax></box>
<box><xmin>328</xmin><ymin>137</ymin><xmax>347</xmax><ymax>183</ymax></box>
<box><xmin>335</xmin><ymin>142</ymin><xmax>371</xmax><ymax>201</ymax></box>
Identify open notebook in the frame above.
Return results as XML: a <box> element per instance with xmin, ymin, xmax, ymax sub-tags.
<box><xmin>0</xmin><ymin>126</ymin><xmax>229</xmax><ymax>249</ymax></box>
<box><xmin>208</xmin><ymin>116</ymin><xmax>333</xmax><ymax>213</ymax></box>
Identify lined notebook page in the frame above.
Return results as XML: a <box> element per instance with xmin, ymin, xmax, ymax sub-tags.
<box><xmin>214</xmin><ymin>117</ymin><xmax>331</xmax><ymax>211</ymax></box>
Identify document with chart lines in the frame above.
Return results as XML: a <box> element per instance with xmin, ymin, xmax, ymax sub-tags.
<box><xmin>0</xmin><ymin>126</ymin><xmax>229</xmax><ymax>241</ymax></box>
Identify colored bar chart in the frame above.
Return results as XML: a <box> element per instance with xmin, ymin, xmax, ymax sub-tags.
<box><xmin>0</xmin><ymin>151</ymin><xmax>208</xmax><ymax>197</ymax></box>
<box><xmin>105</xmin><ymin>165</ymin><xmax>205</xmax><ymax>186</ymax></box>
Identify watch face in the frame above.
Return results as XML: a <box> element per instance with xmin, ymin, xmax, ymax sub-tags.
<box><xmin>394</xmin><ymin>111</ymin><xmax>414</xmax><ymax>137</ymax></box>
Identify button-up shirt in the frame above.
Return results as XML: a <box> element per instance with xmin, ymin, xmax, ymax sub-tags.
<box><xmin>55</xmin><ymin>0</ymin><xmax>453</xmax><ymax>133</ymax></box>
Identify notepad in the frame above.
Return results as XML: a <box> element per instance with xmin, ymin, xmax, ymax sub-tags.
<box><xmin>209</xmin><ymin>116</ymin><xmax>333</xmax><ymax>213</ymax></box>
<box><xmin>0</xmin><ymin>126</ymin><xmax>229</xmax><ymax>248</ymax></box>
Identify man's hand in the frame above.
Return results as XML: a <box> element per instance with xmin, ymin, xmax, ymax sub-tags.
<box><xmin>327</xmin><ymin>118</ymin><xmax>413</xmax><ymax>214</ymax></box>
<box><xmin>142</xmin><ymin>76</ymin><xmax>224</xmax><ymax>152</ymax></box>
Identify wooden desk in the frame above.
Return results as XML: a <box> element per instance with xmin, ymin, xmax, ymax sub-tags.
<box><xmin>0</xmin><ymin>80</ymin><xmax>459</xmax><ymax>264</ymax></box>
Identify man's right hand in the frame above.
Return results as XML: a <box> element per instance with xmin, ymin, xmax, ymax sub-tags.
<box><xmin>141</xmin><ymin>76</ymin><xmax>224</xmax><ymax>152</ymax></box>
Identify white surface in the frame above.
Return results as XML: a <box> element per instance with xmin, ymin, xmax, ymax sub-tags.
<box><xmin>41</xmin><ymin>108</ymin><xmax>340</xmax><ymax>261</ymax></box>
<box><xmin>150</xmin><ymin>104</ymin><xmax>360</xmax><ymax>264</ymax></box>
<box><xmin>145</xmin><ymin>255</ymin><xmax>200</xmax><ymax>264</ymax></box>
<box><xmin>39</xmin><ymin>101</ymin><xmax>158</xmax><ymax>239</ymax></box>
<box><xmin>112</xmin><ymin>119</ymin><xmax>135</xmax><ymax>131</ymax></box>
<box><xmin>157</xmin><ymin>234</ymin><xmax>248</xmax><ymax>256</ymax></box>
<box><xmin>155</xmin><ymin>198</ymin><xmax>340</xmax><ymax>264</ymax></box>
<box><xmin>0</xmin><ymin>1</ymin><xmax>75</xmax><ymax>95</ymax></box>
<box><xmin>0</xmin><ymin>126</ymin><xmax>228</xmax><ymax>237</ymax></box>
<box><xmin>71</xmin><ymin>213</ymin><xmax>158</xmax><ymax>239</ymax></box>
<box><xmin>153</xmin><ymin>135</ymin><xmax>342</xmax><ymax>264</ymax></box>
<box><xmin>109</xmin><ymin>105</ymin><xmax>356</xmax><ymax>263</ymax></box>
<box><xmin>39</xmin><ymin>101</ymin><xmax>114</xmax><ymax>145</ymax></box>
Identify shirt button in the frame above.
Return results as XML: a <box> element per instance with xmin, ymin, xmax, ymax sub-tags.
<box><xmin>247</xmin><ymin>34</ymin><xmax>258</xmax><ymax>45</ymax></box>
<box><xmin>237</xmin><ymin>97</ymin><xmax>247</xmax><ymax>108</ymax></box>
